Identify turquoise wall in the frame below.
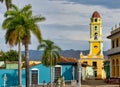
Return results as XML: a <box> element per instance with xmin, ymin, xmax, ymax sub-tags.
<box><xmin>30</xmin><ymin>64</ymin><xmax>50</xmax><ymax>84</ymax></box>
<box><xmin>0</xmin><ymin>69</ymin><xmax>26</xmax><ymax>87</ymax></box>
<box><xmin>0</xmin><ymin>64</ymin><xmax>77</xmax><ymax>86</ymax></box>
<box><xmin>61</xmin><ymin>65</ymin><xmax>77</xmax><ymax>80</ymax></box>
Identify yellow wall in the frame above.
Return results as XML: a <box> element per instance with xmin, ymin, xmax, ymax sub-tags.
<box><xmin>91</xmin><ymin>42</ymin><xmax>101</xmax><ymax>55</ymax></box>
<box><xmin>29</xmin><ymin>61</ymin><xmax>41</xmax><ymax>66</ymax></box>
<box><xmin>80</xmin><ymin>54</ymin><xmax>104</xmax><ymax>79</ymax></box>
<box><xmin>109</xmin><ymin>54</ymin><xmax>120</xmax><ymax>77</ymax></box>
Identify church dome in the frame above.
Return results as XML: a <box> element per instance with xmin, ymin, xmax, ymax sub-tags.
<box><xmin>92</xmin><ymin>11</ymin><xmax>101</xmax><ymax>18</ymax></box>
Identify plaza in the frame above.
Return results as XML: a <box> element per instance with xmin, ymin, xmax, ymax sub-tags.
<box><xmin>36</xmin><ymin>80</ymin><xmax>119</xmax><ymax>87</ymax></box>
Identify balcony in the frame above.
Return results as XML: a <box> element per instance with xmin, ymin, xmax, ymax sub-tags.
<box><xmin>107</xmin><ymin>47</ymin><xmax>120</xmax><ymax>55</ymax></box>
<box><xmin>111</xmin><ymin>27</ymin><xmax>120</xmax><ymax>35</ymax></box>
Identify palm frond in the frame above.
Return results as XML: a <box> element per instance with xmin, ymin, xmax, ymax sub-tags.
<box><xmin>37</xmin><ymin>44</ymin><xmax>46</xmax><ymax>50</ymax></box>
<box><xmin>21</xmin><ymin>4</ymin><xmax>32</xmax><ymax>13</ymax></box>
<box><xmin>30</xmin><ymin>24</ymin><xmax>42</xmax><ymax>43</ymax></box>
<box><xmin>4</xmin><ymin>10</ymin><xmax>18</xmax><ymax>17</ymax></box>
<box><xmin>2</xmin><ymin>17</ymin><xmax>14</xmax><ymax>29</ymax></box>
<box><xmin>52</xmin><ymin>45</ymin><xmax>61</xmax><ymax>51</ymax></box>
<box><xmin>32</xmin><ymin>16</ymin><xmax>45</xmax><ymax>23</ymax></box>
<box><xmin>11</xmin><ymin>4</ymin><xmax>19</xmax><ymax>11</ymax></box>
<box><xmin>5</xmin><ymin>28</ymin><xmax>16</xmax><ymax>46</ymax></box>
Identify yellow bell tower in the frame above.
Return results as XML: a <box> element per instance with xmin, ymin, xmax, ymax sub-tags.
<box><xmin>80</xmin><ymin>11</ymin><xmax>105</xmax><ymax>80</ymax></box>
<box><xmin>89</xmin><ymin>11</ymin><xmax>103</xmax><ymax>55</ymax></box>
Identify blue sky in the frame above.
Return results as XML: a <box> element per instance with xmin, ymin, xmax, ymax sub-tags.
<box><xmin>0</xmin><ymin>0</ymin><xmax>120</xmax><ymax>51</ymax></box>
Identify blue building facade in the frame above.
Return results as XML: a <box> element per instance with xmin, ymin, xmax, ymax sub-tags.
<box><xmin>0</xmin><ymin>63</ymin><xmax>78</xmax><ymax>86</ymax></box>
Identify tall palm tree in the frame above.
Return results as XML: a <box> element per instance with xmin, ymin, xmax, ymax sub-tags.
<box><xmin>21</xmin><ymin>6</ymin><xmax>45</xmax><ymax>87</ymax></box>
<box><xmin>2</xmin><ymin>4</ymin><xmax>26</xmax><ymax>87</ymax></box>
<box><xmin>2</xmin><ymin>4</ymin><xmax>45</xmax><ymax>87</ymax></box>
<box><xmin>0</xmin><ymin>0</ymin><xmax>12</xmax><ymax>10</ymax></box>
<box><xmin>37</xmin><ymin>40</ymin><xmax>61</xmax><ymax>87</ymax></box>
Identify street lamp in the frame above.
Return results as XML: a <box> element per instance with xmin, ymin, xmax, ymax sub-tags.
<box><xmin>3</xmin><ymin>74</ymin><xmax>7</xmax><ymax>87</ymax></box>
<box><xmin>78</xmin><ymin>62</ymin><xmax>81</xmax><ymax>87</ymax></box>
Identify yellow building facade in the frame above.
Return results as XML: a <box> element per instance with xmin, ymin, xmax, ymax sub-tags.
<box><xmin>107</xmin><ymin>26</ymin><xmax>120</xmax><ymax>78</ymax></box>
<box><xmin>80</xmin><ymin>11</ymin><xmax>104</xmax><ymax>79</ymax></box>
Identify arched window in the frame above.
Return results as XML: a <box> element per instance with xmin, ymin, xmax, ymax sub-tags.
<box><xmin>112</xmin><ymin>59</ymin><xmax>115</xmax><ymax>77</ymax></box>
<box><xmin>94</xmin><ymin>26</ymin><xmax>98</xmax><ymax>31</ymax></box>
<box><xmin>94</xmin><ymin>32</ymin><xmax>98</xmax><ymax>40</ymax></box>
<box><xmin>30</xmin><ymin>68</ymin><xmax>39</xmax><ymax>85</ymax></box>
<box><xmin>95</xmin><ymin>18</ymin><xmax>97</xmax><ymax>22</ymax></box>
<box><xmin>112</xmin><ymin>40</ymin><xmax>114</xmax><ymax>48</ymax></box>
<box><xmin>116</xmin><ymin>59</ymin><xmax>119</xmax><ymax>77</ymax></box>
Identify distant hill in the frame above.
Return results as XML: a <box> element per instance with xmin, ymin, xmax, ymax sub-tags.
<box><xmin>22</xmin><ymin>50</ymin><xmax>108</xmax><ymax>61</ymax></box>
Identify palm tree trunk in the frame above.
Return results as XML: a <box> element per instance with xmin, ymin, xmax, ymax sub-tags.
<box><xmin>50</xmin><ymin>52</ymin><xmax>52</xmax><ymax>87</ymax></box>
<box><xmin>25</xmin><ymin>44</ymin><xmax>29</xmax><ymax>87</ymax></box>
<box><xmin>50</xmin><ymin>66</ymin><xmax>52</xmax><ymax>87</ymax></box>
<box><xmin>18</xmin><ymin>42</ymin><xmax>22</xmax><ymax>87</ymax></box>
<box><xmin>5</xmin><ymin>0</ymin><xmax>11</xmax><ymax>10</ymax></box>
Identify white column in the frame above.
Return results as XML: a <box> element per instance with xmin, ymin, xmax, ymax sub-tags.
<box><xmin>78</xmin><ymin>62</ymin><xmax>81</xmax><ymax>87</ymax></box>
<box><xmin>89</xmin><ymin>43</ymin><xmax>92</xmax><ymax>54</ymax></box>
<box><xmin>72</xmin><ymin>66</ymin><xmax>74</xmax><ymax>80</ymax></box>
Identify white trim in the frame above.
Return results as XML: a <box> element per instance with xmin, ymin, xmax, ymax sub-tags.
<box><xmin>89</xmin><ymin>42</ymin><xmax>92</xmax><ymax>54</ymax></box>
<box><xmin>31</xmin><ymin>68</ymin><xmax>39</xmax><ymax>70</ymax></box>
<box><xmin>100</xmin><ymin>42</ymin><xmax>103</xmax><ymax>55</ymax></box>
<box><xmin>72</xmin><ymin>66</ymin><xmax>75</xmax><ymax>80</ymax></box>
<box><xmin>100</xmin><ymin>26</ymin><xmax>102</xmax><ymax>36</ymax></box>
<box><xmin>55</xmin><ymin>65</ymin><xmax>62</xmax><ymax>68</ymax></box>
<box><xmin>30</xmin><ymin>68</ymin><xmax>39</xmax><ymax>85</ymax></box>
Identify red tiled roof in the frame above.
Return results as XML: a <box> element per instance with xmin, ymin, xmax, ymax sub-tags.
<box><xmin>92</xmin><ymin>11</ymin><xmax>101</xmax><ymax>18</ymax></box>
<box><xmin>60</xmin><ymin>56</ymin><xmax>78</xmax><ymax>63</ymax></box>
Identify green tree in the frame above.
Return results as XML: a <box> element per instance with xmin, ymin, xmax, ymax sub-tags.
<box><xmin>0</xmin><ymin>50</ymin><xmax>25</xmax><ymax>61</ymax></box>
<box><xmin>2</xmin><ymin>4</ymin><xmax>45</xmax><ymax>87</ymax></box>
<box><xmin>0</xmin><ymin>50</ymin><xmax>18</xmax><ymax>61</ymax></box>
<box><xmin>0</xmin><ymin>0</ymin><xmax>12</xmax><ymax>10</ymax></box>
<box><xmin>37</xmin><ymin>40</ymin><xmax>61</xmax><ymax>87</ymax></box>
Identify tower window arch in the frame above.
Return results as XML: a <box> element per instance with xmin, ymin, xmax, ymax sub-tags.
<box><xmin>95</xmin><ymin>18</ymin><xmax>97</xmax><ymax>22</ymax></box>
<box><xmin>94</xmin><ymin>26</ymin><xmax>98</xmax><ymax>31</ymax></box>
<box><xmin>94</xmin><ymin>32</ymin><xmax>98</xmax><ymax>40</ymax></box>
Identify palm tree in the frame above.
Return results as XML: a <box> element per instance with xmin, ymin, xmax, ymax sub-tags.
<box><xmin>21</xmin><ymin>6</ymin><xmax>45</xmax><ymax>87</ymax></box>
<box><xmin>0</xmin><ymin>0</ymin><xmax>12</xmax><ymax>10</ymax></box>
<box><xmin>37</xmin><ymin>40</ymin><xmax>61</xmax><ymax>87</ymax></box>
<box><xmin>2</xmin><ymin>4</ymin><xmax>45</xmax><ymax>87</ymax></box>
<box><xmin>2</xmin><ymin>4</ymin><xmax>26</xmax><ymax>87</ymax></box>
